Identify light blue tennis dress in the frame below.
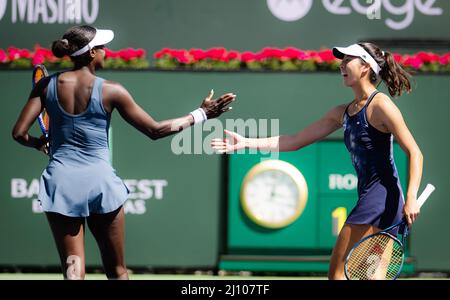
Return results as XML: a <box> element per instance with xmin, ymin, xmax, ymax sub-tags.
<box><xmin>38</xmin><ymin>73</ymin><xmax>129</xmax><ymax>217</ymax></box>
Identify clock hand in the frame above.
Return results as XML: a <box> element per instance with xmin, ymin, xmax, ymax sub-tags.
<box><xmin>269</xmin><ymin>183</ymin><xmax>277</xmax><ymax>201</ymax></box>
<box><xmin>272</xmin><ymin>191</ymin><xmax>296</xmax><ymax>208</ymax></box>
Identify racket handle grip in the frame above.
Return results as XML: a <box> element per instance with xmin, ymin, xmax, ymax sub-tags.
<box><xmin>417</xmin><ymin>183</ymin><xmax>435</xmax><ymax>208</ymax></box>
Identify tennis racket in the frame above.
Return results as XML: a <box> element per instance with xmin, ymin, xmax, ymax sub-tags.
<box><xmin>32</xmin><ymin>64</ymin><xmax>49</xmax><ymax>137</ymax></box>
<box><xmin>344</xmin><ymin>183</ymin><xmax>436</xmax><ymax>280</ymax></box>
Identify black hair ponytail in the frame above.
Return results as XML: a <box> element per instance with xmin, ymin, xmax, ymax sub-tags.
<box><xmin>51</xmin><ymin>38</ymin><xmax>70</xmax><ymax>58</ymax></box>
<box><xmin>358</xmin><ymin>42</ymin><xmax>412</xmax><ymax>97</ymax></box>
<box><xmin>51</xmin><ymin>25</ymin><xmax>96</xmax><ymax>63</ymax></box>
<box><xmin>379</xmin><ymin>50</ymin><xmax>412</xmax><ymax>97</ymax></box>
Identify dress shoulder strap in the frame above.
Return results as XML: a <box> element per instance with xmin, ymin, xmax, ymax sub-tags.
<box><xmin>89</xmin><ymin>76</ymin><xmax>108</xmax><ymax>115</ymax></box>
<box><xmin>365</xmin><ymin>90</ymin><xmax>380</xmax><ymax>109</ymax></box>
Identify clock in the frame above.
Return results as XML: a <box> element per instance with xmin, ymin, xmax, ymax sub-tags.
<box><xmin>240</xmin><ymin>160</ymin><xmax>308</xmax><ymax>229</ymax></box>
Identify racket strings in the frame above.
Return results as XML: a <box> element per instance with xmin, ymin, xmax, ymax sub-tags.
<box><xmin>346</xmin><ymin>234</ymin><xmax>403</xmax><ymax>280</ymax></box>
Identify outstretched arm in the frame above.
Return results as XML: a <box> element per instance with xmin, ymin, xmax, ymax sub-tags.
<box><xmin>212</xmin><ymin>104</ymin><xmax>346</xmax><ymax>153</ymax></box>
<box><xmin>106</xmin><ymin>82</ymin><xmax>236</xmax><ymax>140</ymax></box>
<box><xmin>373</xmin><ymin>95</ymin><xmax>423</xmax><ymax>227</ymax></box>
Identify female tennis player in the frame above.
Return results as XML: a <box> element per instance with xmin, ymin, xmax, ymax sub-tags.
<box><xmin>211</xmin><ymin>42</ymin><xmax>423</xmax><ymax>280</ymax></box>
<box><xmin>12</xmin><ymin>25</ymin><xmax>235</xmax><ymax>280</ymax></box>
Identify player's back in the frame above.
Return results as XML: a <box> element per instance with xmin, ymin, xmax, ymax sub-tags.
<box><xmin>44</xmin><ymin>72</ymin><xmax>110</xmax><ymax>162</ymax></box>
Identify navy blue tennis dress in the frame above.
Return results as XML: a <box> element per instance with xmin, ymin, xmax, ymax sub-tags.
<box><xmin>38</xmin><ymin>73</ymin><xmax>129</xmax><ymax>217</ymax></box>
<box><xmin>343</xmin><ymin>90</ymin><xmax>404</xmax><ymax>233</ymax></box>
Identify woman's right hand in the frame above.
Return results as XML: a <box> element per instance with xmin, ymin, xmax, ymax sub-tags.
<box><xmin>211</xmin><ymin>130</ymin><xmax>246</xmax><ymax>154</ymax></box>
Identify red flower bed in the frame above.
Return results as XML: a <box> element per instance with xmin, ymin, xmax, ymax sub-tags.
<box><xmin>154</xmin><ymin>47</ymin><xmax>450</xmax><ymax>73</ymax></box>
<box><xmin>2</xmin><ymin>45</ymin><xmax>449</xmax><ymax>73</ymax></box>
<box><xmin>0</xmin><ymin>45</ymin><xmax>149</xmax><ymax>69</ymax></box>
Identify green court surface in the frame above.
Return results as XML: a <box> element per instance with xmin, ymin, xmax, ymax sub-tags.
<box><xmin>0</xmin><ymin>273</ymin><xmax>448</xmax><ymax>280</ymax></box>
<box><xmin>0</xmin><ymin>273</ymin><xmax>324</xmax><ymax>280</ymax></box>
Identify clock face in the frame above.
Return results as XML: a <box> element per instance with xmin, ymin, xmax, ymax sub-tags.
<box><xmin>241</xmin><ymin>160</ymin><xmax>308</xmax><ymax>229</ymax></box>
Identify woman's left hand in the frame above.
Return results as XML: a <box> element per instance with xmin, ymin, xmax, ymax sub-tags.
<box><xmin>36</xmin><ymin>135</ymin><xmax>49</xmax><ymax>155</ymax></box>
<box><xmin>403</xmin><ymin>197</ymin><xmax>420</xmax><ymax>227</ymax></box>
<box><xmin>200</xmin><ymin>90</ymin><xmax>236</xmax><ymax>119</ymax></box>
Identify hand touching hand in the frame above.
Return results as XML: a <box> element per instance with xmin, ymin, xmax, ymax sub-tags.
<box><xmin>200</xmin><ymin>89</ymin><xmax>236</xmax><ymax>119</ymax></box>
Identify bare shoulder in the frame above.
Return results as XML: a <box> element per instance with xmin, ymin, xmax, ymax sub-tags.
<box><xmin>368</xmin><ymin>92</ymin><xmax>405</xmax><ymax>129</ymax></box>
<box><xmin>326</xmin><ymin>103</ymin><xmax>350</xmax><ymax>125</ymax></box>
<box><xmin>331</xmin><ymin>103</ymin><xmax>350</xmax><ymax>115</ymax></box>
<box><xmin>371</xmin><ymin>92</ymin><xmax>400</xmax><ymax>113</ymax></box>
<box><xmin>103</xmin><ymin>80</ymin><xmax>127</xmax><ymax>95</ymax></box>
<box><xmin>102</xmin><ymin>80</ymin><xmax>132</xmax><ymax>101</ymax></box>
<box><xmin>101</xmin><ymin>80</ymin><xmax>135</xmax><ymax>113</ymax></box>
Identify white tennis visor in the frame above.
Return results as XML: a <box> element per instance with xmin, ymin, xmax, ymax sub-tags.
<box><xmin>332</xmin><ymin>44</ymin><xmax>381</xmax><ymax>75</ymax></box>
<box><xmin>70</xmin><ymin>28</ymin><xmax>114</xmax><ymax>57</ymax></box>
